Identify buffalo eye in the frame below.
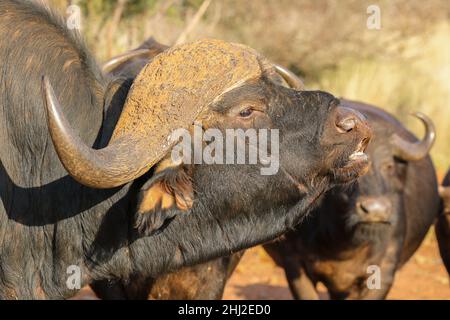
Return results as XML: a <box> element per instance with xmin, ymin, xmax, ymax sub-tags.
<box><xmin>384</xmin><ymin>163</ymin><xmax>394</xmax><ymax>171</ymax></box>
<box><xmin>239</xmin><ymin>107</ymin><xmax>254</xmax><ymax>118</ymax></box>
<box><xmin>381</xmin><ymin>160</ymin><xmax>396</xmax><ymax>174</ymax></box>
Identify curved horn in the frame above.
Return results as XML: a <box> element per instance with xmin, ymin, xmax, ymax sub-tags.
<box><xmin>43</xmin><ymin>39</ymin><xmax>265</xmax><ymax>189</ymax></box>
<box><xmin>391</xmin><ymin>112</ymin><xmax>436</xmax><ymax>161</ymax></box>
<box><xmin>41</xmin><ymin>77</ymin><xmax>160</xmax><ymax>189</ymax></box>
<box><xmin>102</xmin><ymin>49</ymin><xmax>151</xmax><ymax>73</ymax></box>
<box><xmin>274</xmin><ymin>64</ymin><xmax>304</xmax><ymax>90</ymax></box>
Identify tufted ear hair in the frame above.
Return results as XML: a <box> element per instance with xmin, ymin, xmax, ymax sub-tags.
<box><xmin>135</xmin><ymin>158</ymin><xmax>194</xmax><ymax>236</ymax></box>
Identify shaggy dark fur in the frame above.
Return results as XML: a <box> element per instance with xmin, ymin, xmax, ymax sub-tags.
<box><xmin>92</xmin><ymin>252</ymin><xmax>243</xmax><ymax>300</ymax></box>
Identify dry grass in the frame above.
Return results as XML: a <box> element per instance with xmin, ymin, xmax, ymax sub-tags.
<box><xmin>48</xmin><ymin>0</ymin><xmax>450</xmax><ymax>171</ymax></box>
<box><xmin>316</xmin><ymin>22</ymin><xmax>450</xmax><ymax>170</ymax></box>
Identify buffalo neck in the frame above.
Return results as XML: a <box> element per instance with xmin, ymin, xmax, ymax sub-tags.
<box><xmin>86</xmin><ymin>178</ymin><xmax>324</xmax><ymax>285</ymax></box>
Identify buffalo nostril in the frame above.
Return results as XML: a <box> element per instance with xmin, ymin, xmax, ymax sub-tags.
<box><xmin>335</xmin><ymin>107</ymin><xmax>359</xmax><ymax>133</ymax></box>
<box><xmin>338</xmin><ymin>118</ymin><xmax>356</xmax><ymax>133</ymax></box>
<box><xmin>359</xmin><ymin>198</ymin><xmax>390</xmax><ymax>215</ymax></box>
<box><xmin>359</xmin><ymin>202</ymin><xmax>369</xmax><ymax>214</ymax></box>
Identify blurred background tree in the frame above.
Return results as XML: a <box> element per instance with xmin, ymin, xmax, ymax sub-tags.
<box><xmin>47</xmin><ymin>0</ymin><xmax>450</xmax><ymax>172</ymax></box>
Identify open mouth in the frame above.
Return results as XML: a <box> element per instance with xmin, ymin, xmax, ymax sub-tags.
<box><xmin>348</xmin><ymin>138</ymin><xmax>370</xmax><ymax>163</ymax></box>
<box><xmin>331</xmin><ymin>139</ymin><xmax>370</xmax><ymax>183</ymax></box>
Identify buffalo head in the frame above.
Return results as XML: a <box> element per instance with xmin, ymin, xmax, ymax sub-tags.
<box><xmin>323</xmin><ymin>102</ymin><xmax>435</xmax><ymax>241</ymax></box>
<box><xmin>42</xmin><ymin>39</ymin><xmax>371</xmax><ymax>261</ymax></box>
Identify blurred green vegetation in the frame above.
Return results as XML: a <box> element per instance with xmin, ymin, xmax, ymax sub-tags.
<box><xmin>49</xmin><ymin>0</ymin><xmax>450</xmax><ymax>173</ymax></box>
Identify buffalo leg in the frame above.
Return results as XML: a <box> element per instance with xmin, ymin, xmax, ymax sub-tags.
<box><xmin>360</xmin><ymin>242</ymin><xmax>399</xmax><ymax>299</ymax></box>
<box><xmin>264</xmin><ymin>243</ymin><xmax>319</xmax><ymax>300</ymax></box>
<box><xmin>284</xmin><ymin>262</ymin><xmax>319</xmax><ymax>300</ymax></box>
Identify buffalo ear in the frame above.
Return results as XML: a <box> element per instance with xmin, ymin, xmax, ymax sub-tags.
<box><xmin>135</xmin><ymin>159</ymin><xmax>194</xmax><ymax>236</ymax></box>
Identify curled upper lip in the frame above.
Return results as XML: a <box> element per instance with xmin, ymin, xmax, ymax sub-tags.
<box><xmin>330</xmin><ymin>142</ymin><xmax>371</xmax><ymax>184</ymax></box>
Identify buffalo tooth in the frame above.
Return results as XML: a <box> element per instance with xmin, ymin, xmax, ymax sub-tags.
<box><xmin>349</xmin><ymin>151</ymin><xmax>368</xmax><ymax>161</ymax></box>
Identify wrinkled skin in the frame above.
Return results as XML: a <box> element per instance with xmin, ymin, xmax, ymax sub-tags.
<box><xmin>265</xmin><ymin>102</ymin><xmax>439</xmax><ymax>300</ymax></box>
<box><xmin>436</xmin><ymin>170</ymin><xmax>450</xmax><ymax>276</ymax></box>
<box><xmin>0</xmin><ymin>1</ymin><xmax>370</xmax><ymax>299</ymax></box>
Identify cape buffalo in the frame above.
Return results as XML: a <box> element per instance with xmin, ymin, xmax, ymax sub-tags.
<box><xmin>264</xmin><ymin>103</ymin><xmax>438</xmax><ymax>299</ymax></box>
<box><xmin>0</xmin><ymin>1</ymin><xmax>371</xmax><ymax>299</ymax></box>
<box><xmin>437</xmin><ymin>170</ymin><xmax>450</xmax><ymax>276</ymax></box>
